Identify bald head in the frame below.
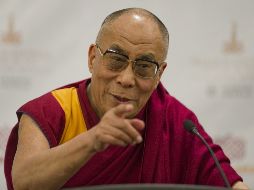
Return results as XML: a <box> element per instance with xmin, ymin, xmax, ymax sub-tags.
<box><xmin>96</xmin><ymin>8</ymin><xmax>169</xmax><ymax>59</ymax></box>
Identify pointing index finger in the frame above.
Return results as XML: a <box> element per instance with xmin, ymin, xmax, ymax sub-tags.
<box><xmin>113</xmin><ymin>104</ymin><xmax>134</xmax><ymax>118</ymax></box>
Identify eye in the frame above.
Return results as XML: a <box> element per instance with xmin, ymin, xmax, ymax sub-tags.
<box><xmin>106</xmin><ymin>52</ymin><xmax>127</xmax><ymax>62</ymax></box>
<box><xmin>138</xmin><ymin>63</ymin><xmax>152</xmax><ymax>68</ymax></box>
<box><xmin>136</xmin><ymin>60</ymin><xmax>156</xmax><ymax>69</ymax></box>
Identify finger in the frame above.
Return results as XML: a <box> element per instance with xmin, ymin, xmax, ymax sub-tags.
<box><xmin>102</xmin><ymin>117</ymin><xmax>142</xmax><ymax>145</ymax></box>
<box><xmin>128</xmin><ymin>119</ymin><xmax>145</xmax><ymax>144</ymax></box>
<box><xmin>104</xmin><ymin>124</ymin><xmax>134</xmax><ymax>145</ymax></box>
<box><xmin>129</xmin><ymin>118</ymin><xmax>145</xmax><ymax>131</ymax></box>
<box><xmin>117</xmin><ymin>119</ymin><xmax>143</xmax><ymax>144</ymax></box>
<box><xmin>113</xmin><ymin>103</ymin><xmax>133</xmax><ymax>118</ymax></box>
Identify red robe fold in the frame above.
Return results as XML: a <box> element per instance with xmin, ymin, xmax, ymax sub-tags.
<box><xmin>4</xmin><ymin>79</ymin><xmax>242</xmax><ymax>189</ymax></box>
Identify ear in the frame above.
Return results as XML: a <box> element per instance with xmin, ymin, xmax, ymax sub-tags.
<box><xmin>158</xmin><ymin>62</ymin><xmax>167</xmax><ymax>79</ymax></box>
<box><xmin>88</xmin><ymin>44</ymin><xmax>96</xmax><ymax>73</ymax></box>
<box><xmin>154</xmin><ymin>62</ymin><xmax>167</xmax><ymax>89</ymax></box>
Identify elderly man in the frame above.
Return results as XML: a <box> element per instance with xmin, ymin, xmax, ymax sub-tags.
<box><xmin>5</xmin><ymin>8</ymin><xmax>248</xmax><ymax>190</ymax></box>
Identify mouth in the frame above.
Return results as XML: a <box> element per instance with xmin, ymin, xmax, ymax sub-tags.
<box><xmin>111</xmin><ymin>94</ymin><xmax>134</xmax><ymax>103</ymax></box>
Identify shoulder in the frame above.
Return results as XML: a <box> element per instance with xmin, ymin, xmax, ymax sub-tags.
<box><xmin>149</xmin><ymin>82</ymin><xmax>201</xmax><ymax>138</ymax></box>
<box><xmin>16</xmin><ymin>80</ymin><xmax>87</xmax><ymax>145</ymax></box>
<box><xmin>17</xmin><ymin>80</ymin><xmax>87</xmax><ymax>118</ymax></box>
<box><xmin>152</xmin><ymin>82</ymin><xmax>196</xmax><ymax>119</ymax></box>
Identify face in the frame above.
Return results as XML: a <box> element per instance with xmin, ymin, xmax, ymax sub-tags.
<box><xmin>88</xmin><ymin>13</ymin><xmax>167</xmax><ymax>118</ymax></box>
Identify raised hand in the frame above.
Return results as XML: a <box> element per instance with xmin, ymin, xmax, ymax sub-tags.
<box><xmin>89</xmin><ymin>104</ymin><xmax>145</xmax><ymax>152</ymax></box>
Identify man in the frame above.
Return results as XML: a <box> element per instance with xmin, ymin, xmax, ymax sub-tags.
<box><xmin>5</xmin><ymin>8</ymin><xmax>248</xmax><ymax>190</ymax></box>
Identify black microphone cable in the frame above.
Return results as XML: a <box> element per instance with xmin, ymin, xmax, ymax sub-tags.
<box><xmin>183</xmin><ymin>119</ymin><xmax>231</xmax><ymax>188</ymax></box>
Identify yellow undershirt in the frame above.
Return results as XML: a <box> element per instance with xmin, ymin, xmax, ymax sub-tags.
<box><xmin>51</xmin><ymin>87</ymin><xmax>87</xmax><ymax>144</ymax></box>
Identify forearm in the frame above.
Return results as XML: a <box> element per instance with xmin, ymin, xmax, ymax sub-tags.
<box><xmin>12</xmin><ymin>104</ymin><xmax>144</xmax><ymax>190</ymax></box>
<box><xmin>12</xmin><ymin>131</ymin><xmax>96</xmax><ymax>190</ymax></box>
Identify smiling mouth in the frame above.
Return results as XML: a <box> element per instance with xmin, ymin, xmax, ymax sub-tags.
<box><xmin>112</xmin><ymin>94</ymin><xmax>133</xmax><ymax>103</ymax></box>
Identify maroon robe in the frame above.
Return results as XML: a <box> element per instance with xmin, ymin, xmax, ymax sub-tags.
<box><xmin>4</xmin><ymin>79</ymin><xmax>242</xmax><ymax>189</ymax></box>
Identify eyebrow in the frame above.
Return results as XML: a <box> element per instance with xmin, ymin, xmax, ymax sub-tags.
<box><xmin>137</xmin><ymin>53</ymin><xmax>156</xmax><ymax>62</ymax></box>
<box><xmin>108</xmin><ymin>44</ymin><xmax>128</xmax><ymax>56</ymax></box>
<box><xmin>108</xmin><ymin>44</ymin><xmax>157</xmax><ymax>62</ymax></box>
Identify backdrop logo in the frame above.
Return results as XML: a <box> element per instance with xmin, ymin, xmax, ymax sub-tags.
<box><xmin>223</xmin><ymin>22</ymin><xmax>243</xmax><ymax>54</ymax></box>
<box><xmin>1</xmin><ymin>15</ymin><xmax>22</xmax><ymax>45</ymax></box>
<box><xmin>0</xmin><ymin>14</ymin><xmax>52</xmax><ymax>90</ymax></box>
<box><xmin>191</xmin><ymin>21</ymin><xmax>253</xmax><ymax>99</ymax></box>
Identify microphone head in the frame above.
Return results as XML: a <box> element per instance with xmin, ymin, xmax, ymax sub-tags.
<box><xmin>183</xmin><ymin>119</ymin><xmax>196</xmax><ymax>133</ymax></box>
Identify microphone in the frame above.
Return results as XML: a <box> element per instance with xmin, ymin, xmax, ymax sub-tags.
<box><xmin>183</xmin><ymin>119</ymin><xmax>231</xmax><ymax>188</ymax></box>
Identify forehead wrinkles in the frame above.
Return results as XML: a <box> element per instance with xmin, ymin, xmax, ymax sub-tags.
<box><xmin>119</xmin><ymin>34</ymin><xmax>153</xmax><ymax>46</ymax></box>
<box><xmin>102</xmin><ymin>25</ymin><xmax>163</xmax><ymax>47</ymax></box>
<box><xmin>97</xmin><ymin>17</ymin><xmax>165</xmax><ymax>60</ymax></box>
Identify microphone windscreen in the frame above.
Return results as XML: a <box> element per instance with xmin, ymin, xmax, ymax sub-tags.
<box><xmin>183</xmin><ymin>119</ymin><xmax>196</xmax><ymax>133</ymax></box>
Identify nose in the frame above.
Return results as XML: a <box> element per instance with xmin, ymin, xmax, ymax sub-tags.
<box><xmin>116</xmin><ymin>62</ymin><xmax>135</xmax><ymax>88</ymax></box>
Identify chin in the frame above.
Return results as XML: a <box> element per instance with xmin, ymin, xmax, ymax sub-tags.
<box><xmin>128</xmin><ymin>108</ymin><xmax>140</xmax><ymax>118</ymax></box>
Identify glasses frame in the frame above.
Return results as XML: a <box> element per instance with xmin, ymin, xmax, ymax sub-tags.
<box><xmin>95</xmin><ymin>44</ymin><xmax>161</xmax><ymax>79</ymax></box>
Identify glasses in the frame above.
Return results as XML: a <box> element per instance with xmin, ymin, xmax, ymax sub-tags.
<box><xmin>95</xmin><ymin>44</ymin><xmax>161</xmax><ymax>79</ymax></box>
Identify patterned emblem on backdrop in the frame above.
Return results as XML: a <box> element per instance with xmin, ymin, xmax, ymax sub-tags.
<box><xmin>1</xmin><ymin>15</ymin><xmax>22</xmax><ymax>44</ymax></box>
<box><xmin>0</xmin><ymin>14</ymin><xmax>53</xmax><ymax>91</ymax></box>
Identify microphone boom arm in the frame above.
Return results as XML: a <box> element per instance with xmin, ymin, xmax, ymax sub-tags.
<box><xmin>183</xmin><ymin>120</ymin><xmax>231</xmax><ymax>188</ymax></box>
<box><xmin>194</xmin><ymin>130</ymin><xmax>231</xmax><ymax>188</ymax></box>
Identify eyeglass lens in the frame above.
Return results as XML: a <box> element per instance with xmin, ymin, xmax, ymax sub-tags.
<box><xmin>103</xmin><ymin>51</ymin><xmax>157</xmax><ymax>78</ymax></box>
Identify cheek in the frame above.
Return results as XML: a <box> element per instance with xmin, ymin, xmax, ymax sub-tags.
<box><xmin>92</xmin><ymin>74</ymin><xmax>110</xmax><ymax>100</ymax></box>
<box><xmin>136</xmin><ymin>80</ymin><xmax>156</xmax><ymax>105</ymax></box>
<box><xmin>138</xmin><ymin>80</ymin><xmax>156</xmax><ymax>93</ymax></box>
<box><xmin>92</xmin><ymin>64</ymin><xmax>116</xmax><ymax>87</ymax></box>
<box><xmin>94</xmin><ymin>64</ymin><xmax>120</xmax><ymax>82</ymax></box>
<box><xmin>91</xmin><ymin>67</ymin><xmax>117</xmax><ymax>102</ymax></box>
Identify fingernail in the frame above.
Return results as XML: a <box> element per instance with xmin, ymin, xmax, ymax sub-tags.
<box><xmin>136</xmin><ymin>136</ymin><xmax>142</xmax><ymax>143</ymax></box>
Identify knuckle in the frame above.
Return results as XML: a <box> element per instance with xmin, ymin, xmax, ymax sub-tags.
<box><xmin>115</xmin><ymin>131</ymin><xmax>124</xmax><ymax>139</ymax></box>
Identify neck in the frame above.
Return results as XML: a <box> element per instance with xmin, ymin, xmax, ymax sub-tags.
<box><xmin>86</xmin><ymin>82</ymin><xmax>102</xmax><ymax>118</ymax></box>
